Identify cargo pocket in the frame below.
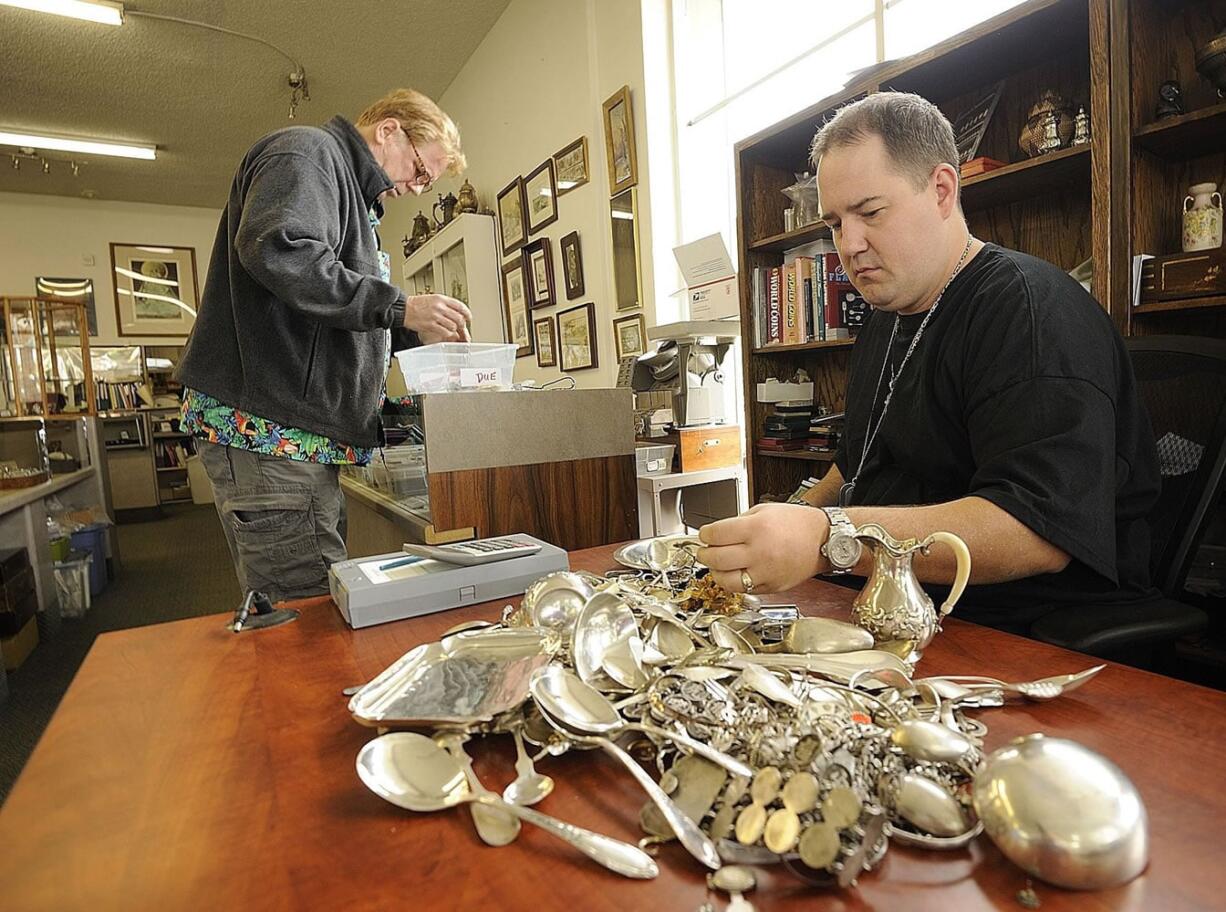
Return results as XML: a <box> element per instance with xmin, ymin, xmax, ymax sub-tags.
<box><xmin>224</xmin><ymin>485</ymin><xmax>328</xmax><ymax>598</ymax></box>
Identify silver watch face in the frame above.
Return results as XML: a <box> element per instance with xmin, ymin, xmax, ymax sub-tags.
<box><xmin>825</xmin><ymin>533</ymin><xmax>862</xmax><ymax>569</ymax></box>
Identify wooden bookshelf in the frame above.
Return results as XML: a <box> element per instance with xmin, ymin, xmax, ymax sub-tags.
<box><xmin>755</xmin><ymin>448</ymin><xmax>837</xmax><ymax>463</ymax></box>
<box><xmin>735</xmin><ymin>0</ymin><xmax>1113</xmax><ymax>504</ymax></box>
<box><xmin>1132</xmin><ymin>295</ymin><xmax>1226</xmax><ymax>316</ymax></box>
<box><xmin>1124</xmin><ymin>0</ymin><xmax>1226</xmax><ymax>341</ymax></box>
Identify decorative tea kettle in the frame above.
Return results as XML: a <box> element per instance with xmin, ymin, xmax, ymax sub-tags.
<box><xmin>433</xmin><ymin>191</ymin><xmax>458</xmax><ymax>227</ymax></box>
<box><xmin>849</xmin><ymin>523</ymin><xmax>971</xmax><ymax>664</ymax></box>
<box><xmin>456</xmin><ymin>179</ymin><xmax>479</xmax><ymax>215</ymax></box>
<box><xmin>408</xmin><ymin>210</ymin><xmax>432</xmax><ymax>253</ymax></box>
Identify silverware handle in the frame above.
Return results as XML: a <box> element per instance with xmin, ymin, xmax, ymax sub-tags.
<box><xmin>594</xmin><ymin>737</ymin><xmax>722</xmax><ymax>870</ymax></box>
<box><xmin>475</xmin><ymin>795</ymin><xmax>659</xmax><ymax>879</ymax></box>
<box><xmin>628</xmin><ymin>722</ymin><xmax>754</xmax><ymax>779</ymax></box>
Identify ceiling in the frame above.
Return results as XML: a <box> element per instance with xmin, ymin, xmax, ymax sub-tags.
<box><xmin>0</xmin><ymin>0</ymin><xmax>511</xmax><ymax>208</ymax></box>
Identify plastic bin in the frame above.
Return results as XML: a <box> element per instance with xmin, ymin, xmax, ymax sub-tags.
<box><xmin>54</xmin><ymin>550</ymin><xmax>92</xmax><ymax>618</ymax></box>
<box><xmin>636</xmin><ymin>444</ymin><xmax>676</xmax><ymax>476</ymax></box>
<box><xmin>394</xmin><ymin>342</ymin><xmax>516</xmax><ymax>394</ymax></box>
<box><xmin>69</xmin><ymin>523</ymin><xmax>108</xmax><ymax>597</ymax></box>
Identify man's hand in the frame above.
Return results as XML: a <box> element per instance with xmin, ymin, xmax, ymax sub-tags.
<box><xmin>404</xmin><ymin>293</ymin><xmax>472</xmax><ymax>343</ymax></box>
<box><xmin>697</xmin><ymin>503</ymin><xmax>831</xmax><ymax>594</ymax></box>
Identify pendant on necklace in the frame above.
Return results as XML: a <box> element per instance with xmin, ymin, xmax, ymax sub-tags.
<box><xmin>838</xmin><ymin>481</ymin><xmax>855</xmax><ymax>508</ymax></box>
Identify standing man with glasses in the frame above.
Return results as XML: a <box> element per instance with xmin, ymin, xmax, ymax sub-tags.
<box><xmin>177</xmin><ymin>88</ymin><xmax>470</xmax><ymax>605</ymax></box>
<box><xmin>697</xmin><ymin>92</ymin><xmax>1161</xmax><ymax>636</ymax></box>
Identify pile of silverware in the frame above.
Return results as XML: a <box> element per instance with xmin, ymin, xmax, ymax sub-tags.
<box><xmin>350</xmin><ymin>538</ymin><xmax>1147</xmax><ymax>903</ymax></box>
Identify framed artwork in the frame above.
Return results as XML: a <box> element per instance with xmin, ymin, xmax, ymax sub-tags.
<box><xmin>523</xmin><ymin>238</ymin><xmax>555</xmax><ymax>309</ymax></box>
<box><xmin>501</xmin><ymin>257</ymin><xmax>533</xmax><ymax>358</ymax></box>
<box><xmin>108</xmin><ymin>243</ymin><xmax>199</xmax><ymax>337</ymax></box>
<box><xmin>951</xmin><ymin>81</ymin><xmax>1004</xmax><ymax>164</ymax></box>
<box><xmin>560</xmin><ymin>231</ymin><xmax>584</xmax><ymax>300</ymax></box>
<box><xmin>613</xmin><ymin>313</ymin><xmax>646</xmax><ymax>360</ymax></box>
<box><xmin>497</xmin><ymin>176</ymin><xmax>528</xmax><ymax>256</ymax></box>
<box><xmin>602</xmin><ymin>85</ymin><xmax>638</xmax><ymax>196</ymax></box>
<box><xmin>523</xmin><ymin>159</ymin><xmax>559</xmax><ymax>235</ymax></box>
<box><xmin>557</xmin><ymin>302</ymin><xmax>598</xmax><ymax>372</ymax></box>
<box><xmin>534</xmin><ymin>317</ymin><xmax>557</xmax><ymax>368</ymax></box>
<box><xmin>553</xmin><ymin>137</ymin><xmax>589</xmax><ymax>195</ymax></box>
<box><xmin>35</xmin><ymin>277</ymin><xmax>97</xmax><ymax>335</ymax></box>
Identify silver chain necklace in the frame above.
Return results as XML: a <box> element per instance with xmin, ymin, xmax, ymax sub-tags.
<box><xmin>838</xmin><ymin>234</ymin><xmax>975</xmax><ymax>508</ymax></box>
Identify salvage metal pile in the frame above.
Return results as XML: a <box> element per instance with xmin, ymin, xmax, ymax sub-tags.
<box><xmin>350</xmin><ymin>536</ymin><xmax>1146</xmax><ymax>901</ymax></box>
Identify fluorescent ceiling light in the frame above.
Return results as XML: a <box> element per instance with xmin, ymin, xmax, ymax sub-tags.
<box><xmin>557</xmin><ymin>180</ymin><xmax>577</xmax><ymax>190</ymax></box>
<box><xmin>0</xmin><ymin>0</ymin><xmax>124</xmax><ymax>26</ymax></box>
<box><xmin>612</xmin><ymin>210</ymin><xmax>635</xmax><ymax>220</ymax></box>
<box><xmin>114</xmin><ymin>265</ymin><xmax>180</xmax><ymax>288</ymax></box>
<box><xmin>116</xmin><ymin>286</ymin><xmax>195</xmax><ymax>316</ymax></box>
<box><xmin>0</xmin><ymin>129</ymin><xmax>154</xmax><ymax>160</ymax></box>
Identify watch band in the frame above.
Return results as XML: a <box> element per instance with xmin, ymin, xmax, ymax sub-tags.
<box><xmin>820</xmin><ymin>506</ymin><xmax>860</xmax><ymax>574</ymax></box>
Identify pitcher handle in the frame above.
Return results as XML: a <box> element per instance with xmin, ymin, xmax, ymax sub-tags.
<box><xmin>922</xmin><ymin>531</ymin><xmax>971</xmax><ymax>618</ymax></box>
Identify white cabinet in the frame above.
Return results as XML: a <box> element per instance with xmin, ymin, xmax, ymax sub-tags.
<box><xmin>401</xmin><ymin>214</ymin><xmax>505</xmax><ymax>344</ymax></box>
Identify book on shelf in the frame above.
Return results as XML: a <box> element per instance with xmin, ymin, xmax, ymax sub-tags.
<box><xmin>767</xmin><ymin>267</ymin><xmax>782</xmax><ymax>344</ymax></box>
<box><xmin>748</xmin><ymin>250</ymin><xmax>871</xmax><ymax>347</ymax></box>
<box><xmin>756</xmin><ymin>437</ymin><xmax>804</xmax><ymax>451</ymax></box>
<box><xmin>156</xmin><ymin>441</ymin><xmax>193</xmax><ymax>468</ymax></box>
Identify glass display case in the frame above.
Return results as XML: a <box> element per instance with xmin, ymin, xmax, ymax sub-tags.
<box><xmin>0</xmin><ymin>297</ymin><xmax>96</xmax><ymax>419</ymax></box>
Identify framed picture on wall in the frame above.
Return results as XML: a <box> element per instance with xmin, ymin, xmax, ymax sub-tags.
<box><xmin>501</xmin><ymin>257</ymin><xmax>533</xmax><ymax>358</ymax></box>
<box><xmin>560</xmin><ymin>231</ymin><xmax>584</xmax><ymax>300</ymax></box>
<box><xmin>35</xmin><ymin>277</ymin><xmax>98</xmax><ymax>336</ymax></box>
<box><xmin>523</xmin><ymin>238</ymin><xmax>555</xmax><ymax>309</ymax></box>
<box><xmin>108</xmin><ymin>243</ymin><xmax>199</xmax><ymax>337</ymax></box>
<box><xmin>534</xmin><ymin>317</ymin><xmax>557</xmax><ymax>368</ymax></box>
<box><xmin>602</xmin><ymin>85</ymin><xmax>638</xmax><ymax>196</ymax></box>
<box><xmin>523</xmin><ymin>159</ymin><xmax>559</xmax><ymax>234</ymax></box>
<box><xmin>613</xmin><ymin>313</ymin><xmax>646</xmax><ymax>360</ymax></box>
<box><xmin>497</xmin><ymin>177</ymin><xmax>528</xmax><ymax>256</ymax></box>
<box><xmin>557</xmin><ymin>302</ymin><xmax>598</xmax><ymax>372</ymax></box>
<box><xmin>553</xmin><ymin>136</ymin><xmax>589</xmax><ymax>196</ymax></box>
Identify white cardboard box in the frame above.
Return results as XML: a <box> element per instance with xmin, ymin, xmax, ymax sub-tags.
<box><xmin>673</xmin><ymin>233</ymin><xmax>739</xmax><ymax>321</ymax></box>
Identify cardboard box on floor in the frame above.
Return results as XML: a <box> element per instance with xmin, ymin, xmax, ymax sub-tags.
<box><xmin>2</xmin><ymin>615</ymin><xmax>38</xmax><ymax>671</ymax></box>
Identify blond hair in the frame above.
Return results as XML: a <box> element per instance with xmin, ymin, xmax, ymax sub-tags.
<box><xmin>810</xmin><ymin>92</ymin><xmax>958</xmax><ymax>193</ymax></box>
<box><xmin>357</xmin><ymin>88</ymin><xmax>467</xmax><ymax>176</ymax></box>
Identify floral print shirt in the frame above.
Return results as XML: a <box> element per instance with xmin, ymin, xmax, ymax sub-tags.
<box><xmin>180</xmin><ymin>209</ymin><xmax>391</xmax><ymax>466</ymax></box>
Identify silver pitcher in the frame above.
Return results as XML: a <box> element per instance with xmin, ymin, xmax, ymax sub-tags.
<box><xmin>849</xmin><ymin>523</ymin><xmax>971</xmax><ymax>664</ymax></box>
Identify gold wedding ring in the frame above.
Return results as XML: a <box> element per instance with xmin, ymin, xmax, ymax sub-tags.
<box><xmin>740</xmin><ymin>569</ymin><xmax>755</xmax><ymax>593</ymax></box>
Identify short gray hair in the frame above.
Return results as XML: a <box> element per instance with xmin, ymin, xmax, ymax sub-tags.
<box><xmin>809</xmin><ymin>92</ymin><xmax>958</xmax><ymax>192</ymax></box>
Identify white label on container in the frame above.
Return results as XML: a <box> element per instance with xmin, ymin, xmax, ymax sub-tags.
<box><xmin>459</xmin><ymin>368</ymin><xmax>504</xmax><ymax>388</ymax></box>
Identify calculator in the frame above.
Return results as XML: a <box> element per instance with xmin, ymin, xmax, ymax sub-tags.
<box><xmin>400</xmin><ymin>536</ymin><xmax>544</xmax><ymax>567</ymax></box>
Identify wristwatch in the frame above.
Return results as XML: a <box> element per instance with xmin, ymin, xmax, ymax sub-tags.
<box><xmin>820</xmin><ymin>506</ymin><xmax>862</xmax><ymax>574</ymax></box>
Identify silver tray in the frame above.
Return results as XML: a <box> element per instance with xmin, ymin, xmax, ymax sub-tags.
<box><xmin>348</xmin><ymin>628</ymin><xmax>557</xmax><ymax>728</ymax></box>
<box><xmin>612</xmin><ymin>535</ymin><xmax>704</xmax><ymax>571</ymax></box>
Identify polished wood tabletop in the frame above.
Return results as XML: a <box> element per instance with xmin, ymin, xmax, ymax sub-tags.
<box><xmin>2</xmin><ymin>545</ymin><xmax>1224</xmax><ymax>911</ymax></box>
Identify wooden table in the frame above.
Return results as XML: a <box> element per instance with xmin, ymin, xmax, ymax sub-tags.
<box><xmin>1</xmin><ymin>546</ymin><xmax>1224</xmax><ymax>911</ymax></box>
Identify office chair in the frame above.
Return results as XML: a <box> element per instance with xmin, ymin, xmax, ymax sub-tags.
<box><xmin>1031</xmin><ymin>335</ymin><xmax>1225</xmax><ymax>661</ymax></box>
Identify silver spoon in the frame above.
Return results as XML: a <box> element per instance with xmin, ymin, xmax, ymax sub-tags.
<box><xmin>357</xmin><ymin>733</ymin><xmax>658</xmax><ymax>879</ymax></box>
<box><xmin>530</xmin><ymin>666</ymin><xmax>752</xmax><ymax>779</ymax></box>
<box><xmin>529</xmin><ymin>674</ymin><xmax>723</xmax><ymax>871</ymax></box>
<box><xmin>434</xmin><ymin>732</ymin><xmax>521</xmax><ymax>846</ymax></box>
<box><xmin>502</xmin><ymin>722</ymin><xmax>554</xmax><ymax>807</ymax></box>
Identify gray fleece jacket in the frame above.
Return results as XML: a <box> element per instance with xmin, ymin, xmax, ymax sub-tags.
<box><xmin>176</xmin><ymin>115</ymin><xmax>416</xmax><ymax>448</ymax></box>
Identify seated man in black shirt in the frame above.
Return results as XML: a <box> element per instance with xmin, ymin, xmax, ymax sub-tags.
<box><xmin>698</xmin><ymin>92</ymin><xmax>1161</xmax><ymax>634</ymax></box>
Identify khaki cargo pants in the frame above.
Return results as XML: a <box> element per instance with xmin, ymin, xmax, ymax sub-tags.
<box><xmin>198</xmin><ymin>440</ymin><xmax>347</xmax><ymax>604</ymax></box>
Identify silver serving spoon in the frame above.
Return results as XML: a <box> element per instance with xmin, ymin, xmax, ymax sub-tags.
<box><xmin>530</xmin><ymin>666</ymin><xmax>752</xmax><ymax>778</ymax></box>
<box><xmin>529</xmin><ymin>671</ymin><xmax>723</xmax><ymax>871</ymax></box>
<box><xmin>357</xmin><ymin>732</ymin><xmax>659</xmax><ymax>879</ymax></box>
<box><xmin>502</xmin><ymin>722</ymin><xmax>554</xmax><ymax>807</ymax></box>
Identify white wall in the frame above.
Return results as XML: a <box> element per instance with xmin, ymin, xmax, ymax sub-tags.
<box><xmin>0</xmin><ymin>190</ymin><xmax>220</xmax><ymax>346</ymax></box>
<box><xmin>381</xmin><ymin>0</ymin><xmax>654</xmax><ymax>390</ymax></box>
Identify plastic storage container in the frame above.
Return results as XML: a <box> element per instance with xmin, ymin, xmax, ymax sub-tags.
<box><xmin>636</xmin><ymin>444</ymin><xmax>676</xmax><ymax>476</ymax></box>
<box><xmin>394</xmin><ymin>342</ymin><xmax>516</xmax><ymax>394</ymax></box>
<box><xmin>69</xmin><ymin>523</ymin><xmax>108</xmax><ymax>596</ymax></box>
<box><xmin>53</xmin><ymin>550</ymin><xmax>92</xmax><ymax>618</ymax></box>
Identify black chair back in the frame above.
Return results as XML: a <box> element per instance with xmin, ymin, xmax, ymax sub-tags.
<box><xmin>1127</xmin><ymin>335</ymin><xmax>1226</xmax><ymax>596</ymax></box>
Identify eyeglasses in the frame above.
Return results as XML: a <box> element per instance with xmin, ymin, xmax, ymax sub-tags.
<box><xmin>401</xmin><ymin>129</ymin><xmax>435</xmax><ymax>191</ymax></box>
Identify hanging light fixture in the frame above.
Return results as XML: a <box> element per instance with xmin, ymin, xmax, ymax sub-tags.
<box><xmin>0</xmin><ymin>1</ymin><xmax>123</xmax><ymax>26</ymax></box>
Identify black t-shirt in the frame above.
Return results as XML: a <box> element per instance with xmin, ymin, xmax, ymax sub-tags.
<box><xmin>835</xmin><ymin>244</ymin><xmax>1162</xmax><ymax>633</ymax></box>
